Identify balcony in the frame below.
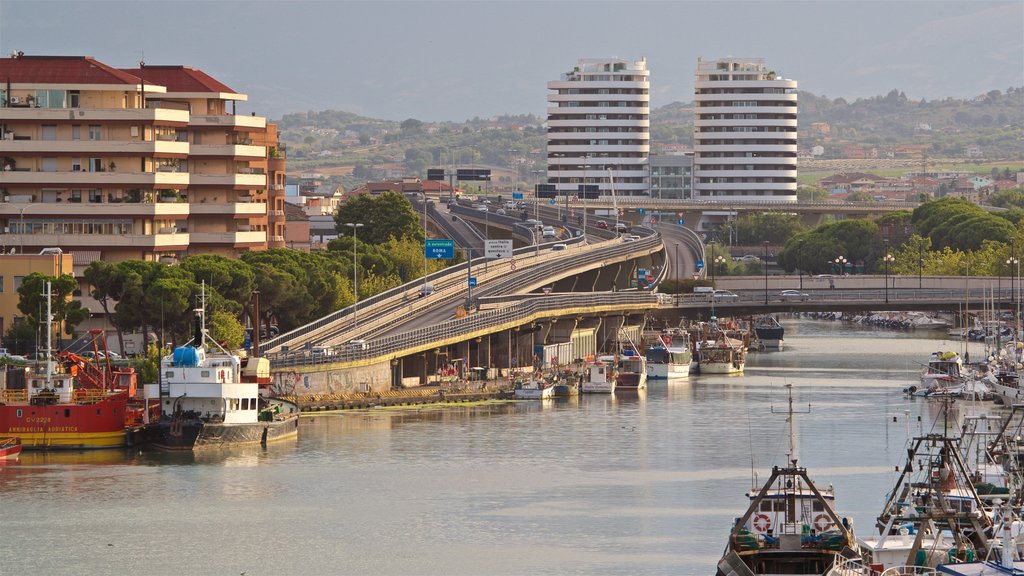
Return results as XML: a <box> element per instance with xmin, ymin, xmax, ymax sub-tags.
<box><xmin>0</xmin><ymin>199</ymin><xmax>189</xmax><ymax>217</ymax></box>
<box><xmin>188</xmin><ymin>173</ymin><xmax>266</xmax><ymax>188</ymax></box>
<box><xmin>0</xmin><ymin>107</ymin><xmax>190</xmax><ymax>124</ymax></box>
<box><xmin>0</xmin><ymin>139</ymin><xmax>190</xmax><ymax>156</ymax></box>
<box><xmin>189</xmin><ymin>115</ymin><xmax>266</xmax><ymax>129</ymax></box>
<box><xmin>188</xmin><ymin>202</ymin><xmax>265</xmax><ymax>215</ymax></box>
<box><xmin>188</xmin><ymin>230</ymin><xmax>266</xmax><ymax>245</ymax></box>
<box><xmin>190</xmin><ymin>144</ymin><xmax>266</xmax><ymax>158</ymax></box>
<box><xmin>0</xmin><ymin>232</ymin><xmax>190</xmax><ymax>249</ymax></box>
<box><xmin>0</xmin><ymin>170</ymin><xmax>190</xmax><ymax>187</ymax></box>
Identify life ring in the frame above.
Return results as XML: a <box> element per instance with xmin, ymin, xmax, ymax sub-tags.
<box><xmin>753</xmin><ymin>513</ymin><xmax>772</xmax><ymax>532</ymax></box>
<box><xmin>814</xmin><ymin>514</ymin><xmax>832</xmax><ymax>532</ymax></box>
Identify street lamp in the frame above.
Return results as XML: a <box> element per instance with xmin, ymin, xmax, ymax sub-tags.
<box><xmin>883</xmin><ymin>252</ymin><xmax>895</xmax><ymax>304</ymax></box>
<box><xmin>795</xmin><ymin>239</ymin><xmax>805</xmax><ymax>291</ymax></box>
<box><xmin>764</xmin><ymin>241</ymin><xmax>770</xmax><ymax>305</ymax></box>
<box><xmin>918</xmin><ymin>244</ymin><xmax>923</xmax><ymax>289</ymax></box>
<box><xmin>713</xmin><ymin>255</ymin><xmax>727</xmax><ymax>286</ymax></box>
<box><xmin>346</xmin><ymin>222</ymin><xmax>364</xmax><ymax>332</ymax></box>
<box><xmin>674</xmin><ymin>242</ymin><xmax>681</xmax><ymax>283</ymax></box>
<box><xmin>1009</xmin><ymin>255</ymin><xmax>1020</xmax><ymax>338</ymax></box>
<box><xmin>835</xmin><ymin>255</ymin><xmax>848</xmax><ymax>275</ymax></box>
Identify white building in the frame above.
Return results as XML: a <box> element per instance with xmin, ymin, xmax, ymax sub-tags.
<box><xmin>693</xmin><ymin>57</ymin><xmax>798</xmax><ymax>203</ymax></box>
<box><xmin>546</xmin><ymin>58</ymin><xmax>650</xmax><ymax>197</ymax></box>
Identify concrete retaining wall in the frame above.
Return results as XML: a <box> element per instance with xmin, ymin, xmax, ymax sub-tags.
<box><xmin>268</xmin><ymin>360</ymin><xmax>391</xmax><ymax>397</ymax></box>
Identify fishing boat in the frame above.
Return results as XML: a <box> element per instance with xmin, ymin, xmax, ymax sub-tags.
<box><xmin>0</xmin><ymin>284</ymin><xmax>136</xmax><ymax>450</ymax></box>
<box><xmin>615</xmin><ymin>354</ymin><xmax>647</xmax><ymax>391</ymax></box>
<box><xmin>513</xmin><ymin>375</ymin><xmax>555</xmax><ymax>400</ymax></box>
<box><xmin>855</xmin><ymin>432</ymin><xmax>994</xmax><ymax>572</ymax></box>
<box><xmin>0</xmin><ymin>436</ymin><xmax>22</xmax><ymax>459</ymax></box>
<box><xmin>753</xmin><ymin>315</ymin><xmax>785</xmax><ymax>350</ymax></box>
<box><xmin>695</xmin><ymin>326</ymin><xmax>747</xmax><ymax>375</ymax></box>
<box><xmin>143</xmin><ymin>297</ymin><xmax>299</xmax><ymax>451</ymax></box>
<box><xmin>921</xmin><ymin>350</ymin><xmax>964</xmax><ymax>387</ymax></box>
<box><xmin>580</xmin><ymin>360</ymin><xmax>615</xmax><ymax>394</ymax></box>
<box><xmin>717</xmin><ymin>384</ymin><xmax>860</xmax><ymax>575</ymax></box>
<box><xmin>645</xmin><ymin>334</ymin><xmax>692</xmax><ymax>380</ymax></box>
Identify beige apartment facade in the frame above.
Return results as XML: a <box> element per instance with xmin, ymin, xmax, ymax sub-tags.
<box><xmin>0</xmin><ymin>54</ymin><xmax>285</xmax><ymax>276</ymax></box>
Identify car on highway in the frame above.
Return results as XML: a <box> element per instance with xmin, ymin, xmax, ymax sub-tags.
<box><xmin>541</xmin><ymin>226</ymin><xmax>557</xmax><ymax>238</ymax></box>
<box><xmin>551</xmin><ymin>243</ymin><xmax>567</xmax><ymax>251</ymax></box>
<box><xmin>473</xmin><ymin>204</ymin><xmax>488</xmax><ymax>211</ymax></box>
<box><xmin>595</xmin><ymin>220</ymin><xmax>608</xmax><ymax>229</ymax></box>
<box><xmin>711</xmin><ymin>289</ymin><xmax>739</xmax><ymax>300</ymax></box>
<box><xmin>495</xmin><ymin>208</ymin><xmax>506</xmax><ymax>215</ymax></box>
<box><xmin>779</xmin><ymin>289</ymin><xmax>810</xmax><ymax>301</ymax></box>
<box><xmin>418</xmin><ymin>284</ymin><xmax>435</xmax><ymax>298</ymax></box>
<box><xmin>614</xmin><ymin>222</ymin><xmax>629</xmax><ymax>233</ymax></box>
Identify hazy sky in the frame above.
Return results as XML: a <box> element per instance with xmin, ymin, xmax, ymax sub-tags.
<box><xmin>1</xmin><ymin>1</ymin><xmax>1021</xmax><ymax>121</ymax></box>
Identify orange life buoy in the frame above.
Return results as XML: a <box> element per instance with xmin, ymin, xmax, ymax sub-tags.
<box><xmin>753</xmin><ymin>513</ymin><xmax>772</xmax><ymax>532</ymax></box>
<box><xmin>814</xmin><ymin>513</ymin><xmax>832</xmax><ymax>532</ymax></box>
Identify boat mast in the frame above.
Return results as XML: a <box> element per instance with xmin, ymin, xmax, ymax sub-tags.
<box><xmin>772</xmin><ymin>383</ymin><xmax>810</xmax><ymax>466</ymax></box>
<box><xmin>43</xmin><ymin>280</ymin><xmax>53</xmax><ymax>387</ymax></box>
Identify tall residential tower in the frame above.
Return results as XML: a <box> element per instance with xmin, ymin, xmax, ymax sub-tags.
<box><xmin>546</xmin><ymin>58</ymin><xmax>650</xmax><ymax>198</ymax></box>
<box><xmin>693</xmin><ymin>57</ymin><xmax>797</xmax><ymax>202</ymax></box>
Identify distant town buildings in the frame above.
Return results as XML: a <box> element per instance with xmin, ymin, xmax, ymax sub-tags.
<box><xmin>692</xmin><ymin>57</ymin><xmax>798</xmax><ymax>203</ymax></box>
<box><xmin>546</xmin><ymin>57</ymin><xmax>650</xmax><ymax>197</ymax></box>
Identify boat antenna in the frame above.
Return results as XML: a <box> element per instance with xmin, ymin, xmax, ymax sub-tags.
<box><xmin>771</xmin><ymin>382</ymin><xmax>810</xmax><ymax>466</ymax></box>
<box><xmin>746</xmin><ymin>404</ymin><xmax>757</xmax><ymax>491</ymax></box>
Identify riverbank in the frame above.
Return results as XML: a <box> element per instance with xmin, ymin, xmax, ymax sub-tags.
<box><xmin>282</xmin><ymin>382</ymin><xmax>513</xmax><ymax>411</ymax></box>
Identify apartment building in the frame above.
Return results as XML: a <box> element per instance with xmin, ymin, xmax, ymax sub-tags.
<box><xmin>693</xmin><ymin>57</ymin><xmax>798</xmax><ymax>202</ymax></box>
<box><xmin>0</xmin><ymin>54</ymin><xmax>285</xmax><ymax>277</ymax></box>
<box><xmin>546</xmin><ymin>57</ymin><xmax>650</xmax><ymax>198</ymax></box>
<box><xmin>0</xmin><ymin>251</ymin><xmax>73</xmax><ymax>342</ymax></box>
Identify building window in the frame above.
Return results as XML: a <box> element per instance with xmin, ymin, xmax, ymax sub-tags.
<box><xmin>13</xmin><ymin>276</ymin><xmax>23</xmax><ymax>290</ymax></box>
<box><xmin>41</xmin><ymin>125</ymin><xmax>57</xmax><ymax>141</ymax></box>
<box><xmin>72</xmin><ymin>125</ymin><xmax>81</xmax><ymax>140</ymax></box>
<box><xmin>88</xmin><ymin>125</ymin><xmax>101</xmax><ymax>141</ymax></box>
<box><xmin>71</xmin><ymin>158</ymin><xmax>82</xmax><ymax>172</ymax></box>
<box><xmin>68</xmin><ymin>91</ymin><xmax>80</xmax><ymax>108</ymax></box>
<box><xmin>0</xmin><ymin>275</ymin><xmax>4</xmax><ymax>292</ymax></box>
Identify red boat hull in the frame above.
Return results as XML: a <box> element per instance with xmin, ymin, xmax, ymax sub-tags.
<box><xmin>0</xmin><ymin>394</ymin><xmax>128</xmax><ymax>450</ymax></box>
<box><xmin>0</xmin><ymin>437</ymin><xmax>21</xmax><ymax>459</ymax></box>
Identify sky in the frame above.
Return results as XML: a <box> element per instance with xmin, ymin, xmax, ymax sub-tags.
<box><xmin>0</xmin><ymin>1</ymin><xmax>1021</xmax><ymax>122</ymax></box>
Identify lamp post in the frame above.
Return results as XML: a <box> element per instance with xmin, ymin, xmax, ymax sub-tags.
<box><xmin>674</xmin><ymin>243</ymin><xmax>681</xmax><ymax>283</ymax></box>
<box><xmin>835</xmin><ymin>255</ymin><xmax>848</xmax><ymax>275</ymax></box>
<box><xmin>918</xmin><ymin>244</ymin><xmax>923</xmax><ymax>289</ymax></box>
<box><xmin>1009</xmin><ymin>255</ymin><xmax>1020</xmax><ymax>338</ymax></box>
<box><xmin>883</xmin><ymin>252</ymin><xmax>895</xmax><ymax>304</ymax></box>
<box><xmin>795</xmin><ymin>239</ymin><xmax>804</xmax><ymax>291</ymax></box>
<box><xmin>714</xmin><ymin>255</ymin><xmax>727</xmax><ymax>286</ymax></box>
<box><xmin>346</xmin><ymin>222</ymin><xmax>364</xmax><ymax>332</ymax></box>
<box><xmin>764</xmin><ymin>241</ymin><xmax>770</xmax><ymax>304</ymax></box>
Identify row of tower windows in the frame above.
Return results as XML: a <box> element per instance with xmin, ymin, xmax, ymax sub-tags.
<box><xmin>548</xmin><ymin>139</ymin><xmax>648</xmax><ymax>146</ymax></box>
<box><xmin>697</xmin><ymin>165</ymin><xmax>795</xmax><ymax>171</ymax></box>
<box><xmin>697</xmin><ymin>152</ymin><xmax>796</xmax><ymax>158</ymax></box>
<box><xmin>548</xmin><ymin>127</ymin><xmax>647</xmax><ymax>134</ymax></box>
<box><xmin>696</xmin><ymin>88</ymin><xmax>791</xmax><ymax>95</ymax></box>
<box><xmin>557</xmin><ymin>102</ymin><xmax>647</xmax><ymax>109</ymax></box>
<box><xmin>695</xmin><ymin>139</ymin><xmax>796</xmax><ymax>146</ymax></box>
<box><xmin>559</xmin><ymin>88</ymin><xmax>648</xmax><ymax>95</ymax></box>
<box><xmin>699</xmin><ymin>177</ymin><xmax>796</xmax><ymax>184</ymax></box>
<box><xmin>697</xmin><ymin>127</ymin><xmax>796</xmax><ymax>134</ymax></box>
<box><xmin>548</xmin><ymin>114</ymin><xmax>649</xmax><ymax>121</ymax></box>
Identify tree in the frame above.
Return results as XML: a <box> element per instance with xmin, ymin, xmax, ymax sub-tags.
<box><xmin>180</xmin><ymin>254</ymin><xmax>255</xmax><ymax>317</ymax></box>
<box><xmin>84</xmin><ymin>260</ymin><xmax>132</xmax><ymax>355</ymax></box>
<box><xmin>17</xmin><ymin>273</ymin><xmax>89</xmax><ymax>341</ymax></box>
<box><xmin>733</xmin><ymin>212</ymin><xmax>805</xmax><ymax>245</ymax></box>
<box><xmin>796</xmin><ymin>186</ymin><xmax>830</xmax><ymax>202</ymax></box>
<box><xmin>400</xmin><ymin>118</ymin><xmax>424</xmax><ymax>135</ymax></box>
<box><xmin>334</xmin><ymin>191</ymin><xmax>424</xmax><ymax>244</ymax></box>
<box><xmin>209</xmin><ymin>310</ymin><xmax>245</xmax><ymax>349</ymax></box>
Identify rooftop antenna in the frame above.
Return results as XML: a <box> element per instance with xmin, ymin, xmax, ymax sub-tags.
<box><xmin>771</xmin><ymin>382</ymin><xmax>810</xmax><ymax>466</ymax></box>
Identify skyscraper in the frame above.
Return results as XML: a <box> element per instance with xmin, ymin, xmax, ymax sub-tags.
<box><xmin>693</xmin><ymin>57</ymin><xmax>797</xmax><ymax>202</ymax></box>
<box><xmin>546</xmin><ymin>58</ymin><xmax>650</xmax><ymax>199</ymax></box>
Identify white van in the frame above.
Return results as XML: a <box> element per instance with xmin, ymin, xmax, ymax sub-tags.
<box><xmin>347</xmin><ymin>339</ymin><xmax>367</xmax><ymax>351</ymax></box>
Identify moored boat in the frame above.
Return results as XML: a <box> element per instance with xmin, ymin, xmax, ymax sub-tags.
<box><xmin>143</xmin><ymin>301</ymin><xmax>299</xmax><ymax>451</ymax></box>
<box><xmin>695</xmin><ymin>330</ymin><xmax>747</xmax><ymax>375</ymax></box>
<box><xmin>0</xmin><ymin>285</ymin><xmax>136</xmax><ymax>450</ymax></box>
<box><xmin>645</xmin><ymin>334</ymin><xmax>692</xmax><ymax>380</ymax></box>
<box><xmin>513</xmin><ymin>376</ymin><xmax>555</xmax><ymax>400</ymax></box>
<box><xmin>580</xmin><ymin>360</ymin><xmax>615</xmax><ymax>394</ymax></box>
<box><xmin>717</xmin><ymin>384</ymin><xmax>861</xmax><ymax>575</ymax></box>
<box><xmin>0</xmin><ymin>436</ymin><xmax>22</xmax><ymax>459</ymax></box>
<box><xmin>753</xmin><ymin>314</ymin><xmax>785</xmax><ymax>350</ymax></box>
<box><xmin>615</xmin><ymin>353</ymin><xmax>647</xmax><ymax>390</ymax></box>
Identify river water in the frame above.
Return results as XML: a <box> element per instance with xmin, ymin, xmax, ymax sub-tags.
<box><xmin>0</xmin><ymin>318</ymin><xmax>997</xmax><ymax>576</ymax></box>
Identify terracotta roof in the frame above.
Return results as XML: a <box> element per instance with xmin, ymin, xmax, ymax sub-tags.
<box><xmin>121</xmin><ymin>65</ymin><xmax>237</xmax><ymax>94</ymax></box>
<box><xmin>283</xmin><ymin>201</ymin><xmax>310</xmax><ymax>221</ymax></box>
<box><xmin>0</xmin><ymin>55</ymin><xmax>141</xmax><ymax>85</ymax></box>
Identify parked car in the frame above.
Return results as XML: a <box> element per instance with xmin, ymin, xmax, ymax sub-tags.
<box><xmin>711</xmin><ymin>289</ymin><xmax>739</xmax><ymax>300</ymax></box>
<box><xmin>739</xmin><ymin>255</ymin><xmax>761</xmax><ymax>262</ymax></box>
<box><xmin>779</xmin><ymin>289</ymin><xmax>809</xmax><ymax>301</ymax></box>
